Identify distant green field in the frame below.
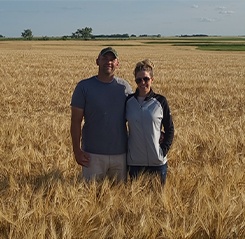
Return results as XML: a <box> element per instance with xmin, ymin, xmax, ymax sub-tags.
<box><xmin>194</xmin><ymin>44</ymin><xmax>245</xmax><ymax>51</ymax></box>
<box><xmin>145</xmin><ymin>37</ymin><xmax>245</xmax><ymax>51</ymax></box>
<box><xmin>171</xmin><ymin>42</ymin><xmax>245</xmax><ymax>51</ymax></box>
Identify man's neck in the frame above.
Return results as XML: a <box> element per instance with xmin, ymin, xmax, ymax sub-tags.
<box><xmin>96</xmin><ymin>74</ymin><xmax>114</xmax><ymax>83</ymax></box>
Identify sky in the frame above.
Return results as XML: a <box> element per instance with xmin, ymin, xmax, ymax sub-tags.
<box><xmin>0</xmin><ymin>0</ymin><xmax>245</xmax><ymax>38</ymax></box>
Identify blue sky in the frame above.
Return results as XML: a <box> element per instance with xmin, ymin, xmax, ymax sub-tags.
<box><xmin>0</xmin><ymin>0</ymin><xmax>244</xmax><ymax>37</ymax></box>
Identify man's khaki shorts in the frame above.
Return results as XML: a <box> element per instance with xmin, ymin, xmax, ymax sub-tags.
<box><xmin>82</xmin><ymin>153</ymin><xmax>127</xmax><ymax>183</ymax></box>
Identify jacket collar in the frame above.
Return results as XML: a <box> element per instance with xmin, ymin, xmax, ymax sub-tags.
<box><xmin>135</xmin><ymin>88</ymin><xmax>155</xmax><ymax>101</ymax></box>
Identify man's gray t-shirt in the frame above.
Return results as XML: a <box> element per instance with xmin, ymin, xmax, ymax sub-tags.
<box><xmin>71</xmin><ymin>76</ymin><xmax>132</xmax><ymax>155</ymax></box>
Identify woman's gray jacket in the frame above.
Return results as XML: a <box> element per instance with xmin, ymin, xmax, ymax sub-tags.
<box><xmin>126</xmin><ymin>89</ymin><xmax>174</xmax><ymax>166</ymax></box>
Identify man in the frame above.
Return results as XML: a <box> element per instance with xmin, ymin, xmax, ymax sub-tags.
<box><xmin>70</xmin><ymin>47</ymin><xmax>132</xmax><ymax>182</ymax></box>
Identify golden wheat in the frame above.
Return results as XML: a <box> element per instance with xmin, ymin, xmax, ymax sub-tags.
<box><xmin>0</xmin><ymin>40</ymin><xmax>244</xmax><ymax>239</ymax></box>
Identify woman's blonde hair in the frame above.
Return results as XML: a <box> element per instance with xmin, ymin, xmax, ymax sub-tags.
<box><xmin>133</xmin><ymin>59</ymin><xmax>154</xmax><ymax>78</ymax></box>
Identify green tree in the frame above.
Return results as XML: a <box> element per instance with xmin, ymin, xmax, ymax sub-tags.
<box><xmin>21</xmin><ymin>29</ymin><xmax>33</xmax><ymax>40</ymax></box>
<box><xmin>81</xmin><ymin>27</ymin><xmax>92</xmax><ymax>39</ymax></box>
<box><xmin>72</xmin><ymin>27</ymin><xmax>92</xmax><ymax>39</ymax></box>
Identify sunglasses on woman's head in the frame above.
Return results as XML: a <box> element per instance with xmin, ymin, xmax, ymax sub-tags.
<box><xmin>135</xmin><ymin>77</ymin><xmax>151</xmax><ymax>84</ymax></box>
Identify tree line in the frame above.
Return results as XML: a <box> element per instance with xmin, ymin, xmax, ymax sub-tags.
<box><xmin>0</xmin><ymin>27</ymin><xmax>162</xmax><ymax>40</ymax></box>
<box><xmin>19</xmin><ymin>27</ymin><xmax>93</xmax><ymax>40</ymax></box>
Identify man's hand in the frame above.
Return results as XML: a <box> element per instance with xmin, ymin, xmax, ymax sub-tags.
<box><xmin>74</xmin><ymin>150</ymin><xmax>90</xmax><ymax>167</ymax></box>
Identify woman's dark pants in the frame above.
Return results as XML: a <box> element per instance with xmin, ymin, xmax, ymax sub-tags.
<box><xmin>129</xmin><ymin>163</ymin><xmax>168</xmax><ymax>185</ymax></box>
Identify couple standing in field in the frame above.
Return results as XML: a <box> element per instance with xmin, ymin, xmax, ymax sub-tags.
<box><xmin>70</xmin><ymin>47</ymin><xmax>174</xmax><ymax>184</ymax></box>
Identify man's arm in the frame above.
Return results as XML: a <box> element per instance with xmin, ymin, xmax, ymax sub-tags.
<box><xmin>70</xmin><ymin>106</ymin><xmax>90</xmax><ymax>167</ymax></box>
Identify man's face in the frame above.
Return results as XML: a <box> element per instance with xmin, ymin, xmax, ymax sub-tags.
<box><xmin>97</xmin><ymin>52</ymin><xmax>119</xmax><ymax>75</ymax></box>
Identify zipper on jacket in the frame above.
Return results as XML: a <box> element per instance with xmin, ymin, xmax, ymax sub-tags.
<box><xmin>140</xmin><ymin>101</ymin><xmax>150</xmax><ymax>166</ymax></box>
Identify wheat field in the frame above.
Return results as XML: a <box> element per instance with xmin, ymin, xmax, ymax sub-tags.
<box><xmin>0</xmin><ymin>40</ymin><xmax>244</xmax><ymax>239</ymax></box>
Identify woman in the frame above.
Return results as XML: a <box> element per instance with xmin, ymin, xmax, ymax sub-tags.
<box><xmin>126</xmin><ymin>59</ymin><xmax>174</xmax><ymax>184</ymax></box>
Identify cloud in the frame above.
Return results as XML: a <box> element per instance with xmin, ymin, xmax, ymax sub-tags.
<box><xmin>219</xmin><ymin>10</ymin><xmax>235</xmax><ymax>15</ymax></box>
<box><xmin>216</xmin><ymin>6</ymin><xmax>226</xmax><ymax>11</ymax></box>
<box><xmin>191</xmin><ymin>4</ymin><xmax>198</xmax><ymax>9</ymax></box>
<box><xmin>216</xmin><ymin>6</ymin><xmax>234</xmax><ymax>15</ymax></box>
<box><xmin>199</xmin><ymin>17</ymin><xmax>216</xmax><ymax>22</ymax></box>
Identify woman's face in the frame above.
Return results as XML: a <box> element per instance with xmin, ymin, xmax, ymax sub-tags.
<box><xmin>135</xmin><ymin>70</ymin><xmax>153</xmax><ymax>96</ymax></box>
